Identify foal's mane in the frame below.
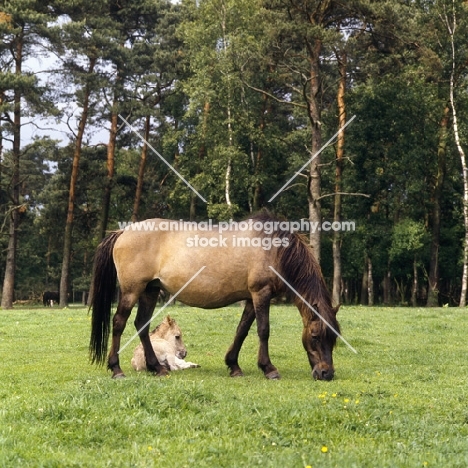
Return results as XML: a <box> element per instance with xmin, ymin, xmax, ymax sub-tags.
<box><xmin>248</xmin><ymin>211</ymin><xmax>340</xmax><ymax>342</ymax></box>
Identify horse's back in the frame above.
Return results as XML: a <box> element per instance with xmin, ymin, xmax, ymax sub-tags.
<box><xmin>113</xmin><ymin>220</ymin><xmax>277</xmax><ymax>308</ymax></box>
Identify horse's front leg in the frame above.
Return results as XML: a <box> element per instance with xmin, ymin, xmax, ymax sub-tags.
<box><xmin>108</xmin><ymin>295</ymin><xmax>135</xmax><ymax>378</ymax></box>
<box><xmin>252</xmin><ymin>289</ymin><xmax>280</xmax><ymax>380</ymax></box>
<box><xmin>134</xmin><ymin>287</ymin><xmax>168</xmax><ymax>377</ymax></box>
<box><xmin>225</xmin><ymin>299</ymin><xmax>256</xmax><ymax>377</ymax></box>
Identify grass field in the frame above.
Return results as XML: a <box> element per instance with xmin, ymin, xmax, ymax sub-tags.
<box><xmin>0</xmin><ymin>304</ymin><xmax>467</xmax><ymax>467</ymax></box>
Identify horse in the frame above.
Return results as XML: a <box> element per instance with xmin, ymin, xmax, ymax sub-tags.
<box><xmin>43</xmin><ymin>291</ymin><xmax>59</xmax><ymax>307</ymax></box>
<box><xmin>131</xmin><ymin>315</ymin><xmax>200</xmax><ymax>371</ymax></box>
<box><xmin>89</xmin><ymin>212</ymin><xmax>340</xmax><ymax>380</ymax></box>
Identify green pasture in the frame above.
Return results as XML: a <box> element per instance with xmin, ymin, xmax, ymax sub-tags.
<box><xmin>0</xmin><ymin>305</ymin><xmax>467</xmax><ymax>467</ymax></box>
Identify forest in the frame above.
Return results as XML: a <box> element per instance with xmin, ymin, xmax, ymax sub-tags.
<box><xmin>0</xmin><ymin>0</ymin><xmax>467</xmax><ymax>308</ymax></box>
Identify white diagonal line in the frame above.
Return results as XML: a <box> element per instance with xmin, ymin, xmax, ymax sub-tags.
<box><xmin>118</xmin><ymin>266</ymin><xmax>206</xmax><ymax>354</ymax></box>
<box><xmin>269</xmin><ymin>265</ymin><xmax>357</xmax><ymax>353</ymax></box>
<box><xmin>118</xmin><ymin>114</ymin><xmax>207</xmax><ymax>203</ymax></box>
<box><xmin>268</xmin><ymin>114</ymin><xmax>357</xmax><ymax>202</ymax></box>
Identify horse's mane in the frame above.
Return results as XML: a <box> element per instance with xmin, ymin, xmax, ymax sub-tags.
<box><xmin>247</xmin><ymin>211</ymin><xmax>340</xmax><ymax>343</ymax></box>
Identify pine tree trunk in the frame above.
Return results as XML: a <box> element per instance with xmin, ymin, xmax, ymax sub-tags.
<box><xmin>308</xmin><ymin>38</ymin><xmax>323</xmax><ymax>264</ymax></box>
<box><xmin>2</xmin><ymin>214</ymin><xmax>18</xmax><ymax>308</ymax></box>
<box><xmin>132</xmin><ymin>115</ymin><xmax>150</xmax><ymax>222</ymax></box>
<box><xmin>332</xmin><ymin>50</ymin><xmax>346</xmax><ymax>306</ymax></box>
<box><xmin>1</xmin><ymin>32</ymin><xmax>23</xmax><ymax>309</ymax></box>
<box><xmin>98</xmin><ymin>106</ymin><xmax>118</xmax><ymax>239</ymax></box>
<box><xmin>59</xmin><ymin>57</ymin><xmax>96</xmax><ymax>308</ymax></box>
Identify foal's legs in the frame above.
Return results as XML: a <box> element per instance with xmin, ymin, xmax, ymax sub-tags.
<box><xmin>107</xmin><ymin>293</ymin><xmax>138</xmax><ymax>378</ymax></box>
<box><xmin>253</xmin><ymin>288</ymin><xmax>280</xmax><ymax>380</ymax></box>
<box><xmin>134</xmin><ymin>286</ymin><xmax>168</xmax><ymax>376</ymax></box>
<box><xmin>225</xmin><ymin>300</ymin><xmax>256</xmax><ymax>377</ymax></box>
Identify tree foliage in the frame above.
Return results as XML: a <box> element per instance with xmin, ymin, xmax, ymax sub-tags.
<box><xmin>0</xmin><ymin>0</ymin><xmax>467</xmax><ymax>306</ymax></box>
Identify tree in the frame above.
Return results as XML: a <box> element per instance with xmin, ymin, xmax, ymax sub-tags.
<box><xmin>411</xmin><ymin>0</ymin><xmax>468</xmax><ymax>306</ymax></box>
<box><xmin>255</xmin><ymin>0</ymin><xmax>347</xmax><ymax>262</ymax></box>
<box><xmin>332</xmin><ymin>43</ymin><xmax>347</xmax><ymax>306</ymax></box>
<box><xmin>0</xmin><ymin>1</ymin><xmax>56</xmax><ymax>308</ymax></box>
<box><xmin>122</xmin><ymin>0</ymin><xmax>184</xmax><ymax>223</ymax></box>
<box><xmin>180</xmin><ymin>0</ymin><xmax>279</xmax><ymax>220</ymax></box>
<box><xmin>51</xmin><ymin>1</ymin><xmax>108</xmax><ymax>307</ymax></box>
<box><xmin>442</xmin><ymin>0</ymin><xmax>468</xmax><ymax>306</ymax></box>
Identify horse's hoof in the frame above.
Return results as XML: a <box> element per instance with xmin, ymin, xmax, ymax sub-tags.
<box><xmin>229</xmin><ymin>367</ymin><xmax>244</xmax><ymax>377</ymax></box>
<box><xmin>154</xmin><ymin>370</ymin><xmax>169</xmax><ymax>377</ymax></box>
<box><xmin>265</xmin><ymin>370</ymin><xmax>281</xmax><ymax>380</ymax></box>
<box><xmin>112</xmin><ymin>373</ymin><xmax>126</xmax><ymax>379</ymax></box>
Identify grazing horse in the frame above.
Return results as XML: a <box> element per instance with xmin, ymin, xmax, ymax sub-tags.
<box><xmin>131</xmin><ymin>315</ymin><xmax>199</xmax><ymax>371</ymax></box>
<box><xmin>89</xmin><ymin>212</ymin><xmax>340</xmax><ymax>380</ymax></box>
<box><xmin>43</xmin><ymin>291</ymin><xmax>59</xmax><ymax>307</ymax></box>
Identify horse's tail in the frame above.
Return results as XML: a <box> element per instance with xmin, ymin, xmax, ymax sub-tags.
<box><xmin>89</xmin><ymin>230</ymin><xmax>123</xmax><ymax>365</ymax></box>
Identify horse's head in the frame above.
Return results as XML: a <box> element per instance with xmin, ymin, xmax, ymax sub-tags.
<box><xmin>153</xmin><ymin>315</ymin><xmax>187</xmax><ymax>359</ymax></box>
<box><xmin>301</xmin><ymin>305</ymin><xmax>340</xmax><ymax>381</ymax></box>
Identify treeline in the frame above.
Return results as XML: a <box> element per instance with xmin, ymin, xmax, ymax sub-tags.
<box><xmin>0</xmin><ymin>0</ymin><xmax>467</xmax><ymax>307</ymax></box>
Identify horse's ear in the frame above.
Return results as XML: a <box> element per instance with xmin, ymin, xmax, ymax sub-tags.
<box><xmin>333</xmin><ymin>304</ymin><xmax>341</xmax><ymax>315</ymax></box>
<box><xmin>166</xmin><ymin>315</ymin><xmax>174</xmax><ymax>325</ymax></box>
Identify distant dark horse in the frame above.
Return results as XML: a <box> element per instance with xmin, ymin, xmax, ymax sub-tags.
<box><xmin>43</xmin><ymin>291</ymin><xmax>59</xmax><ymax>307</ymax></box>
<box><xmin>89</xmin><ymin>213</ymin><xmax>340</xmax><ymax>380</ymax></box>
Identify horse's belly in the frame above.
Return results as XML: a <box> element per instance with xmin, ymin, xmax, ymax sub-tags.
<box><xmin>162</xmin><ymin>278</ymin><xmax>250</xmax><ymax>308</ymax></box>
<box><xmin>174</xmin><ymin>289</ymin><xmax>250</xmax><ymax>309</ymax></box>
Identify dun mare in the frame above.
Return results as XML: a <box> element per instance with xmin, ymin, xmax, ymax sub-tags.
<box><xmin>89</xmin><ymin>213</ymin><xmax>340</xmax><ymax>380</ymax></box>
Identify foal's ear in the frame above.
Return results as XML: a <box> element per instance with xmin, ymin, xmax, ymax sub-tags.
<box><xmin>166</xmin><ymin>315</ymin><xmax>174</xmax><ymax>325</ymax></box>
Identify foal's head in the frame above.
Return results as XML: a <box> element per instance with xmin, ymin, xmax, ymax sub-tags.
<box><xmin>152</xmin><ymin>315</ymin><xmax>187</xmax><ymax>359</ymax></box>
<box><xmin>300</xmin><ymin>305</ymin><xmax>340</xmax><ymax>381</ymax></box>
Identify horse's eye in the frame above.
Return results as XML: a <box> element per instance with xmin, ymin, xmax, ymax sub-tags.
<box><xmin>175</xmin><ymin>335</ymin><xmax>180</xmax><ymax>340</ymax></box>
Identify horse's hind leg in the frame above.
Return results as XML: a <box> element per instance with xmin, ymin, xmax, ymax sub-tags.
<box><xmin>225</xmin><ymin>300</ymin><xmax>256</xmax><ymax>377</ymax></box>
<box><xmin>253</xmin><ymin>288</ymin><xmax>280</xmax><ymax>380</ymax></box>
<box><xmin>108</xmin><ymin>294</ymin><xmax>137</xmax><ymax>378</ymax></box>
<box><xmin>134</xmin><ymin>285</ymin><xmax>168</xmax><ymax>377</ymax></box>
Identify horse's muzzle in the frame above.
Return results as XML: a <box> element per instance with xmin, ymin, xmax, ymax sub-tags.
<box><xmin>312</xmin><ymin>365</ymin><xmax>334</xmax><ymax>381</ymax></box>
